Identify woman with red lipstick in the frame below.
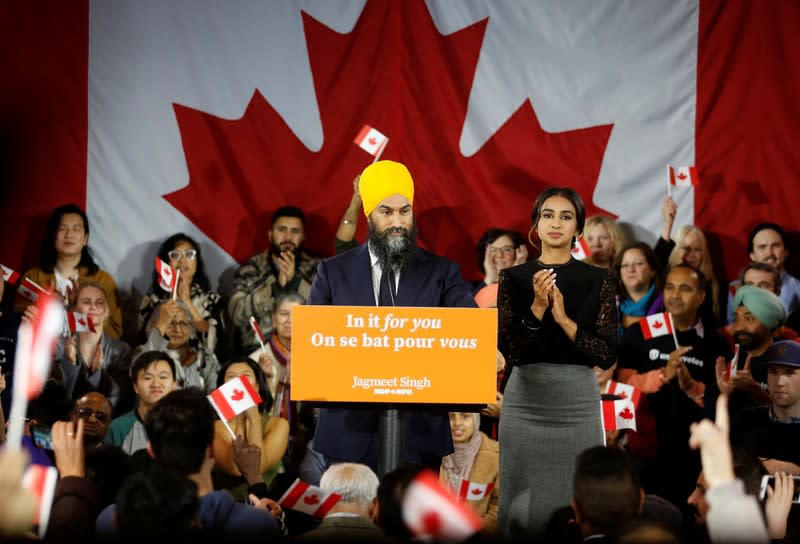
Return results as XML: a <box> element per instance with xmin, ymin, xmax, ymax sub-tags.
<box><xmin>496</xmin><ymin>187</ymin><xmax>617</xmax><ymax>539</ymax></box>
<box><xmin>139</xmin><ymin>233</ymin><xmax>223</xmax><ymax>354</ymax></box>
<box><xmin>14</xmin><ymin>204</ymin><xmax>123</xmax><ymax>338</ymax></box>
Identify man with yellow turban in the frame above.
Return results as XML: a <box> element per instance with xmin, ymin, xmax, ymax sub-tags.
<box><xmin>307</xmin><ymin>160</ymin><xmax>476</xmax><ymax>476</ymax></box>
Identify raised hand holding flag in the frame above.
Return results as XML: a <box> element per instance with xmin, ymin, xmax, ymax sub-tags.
<box><xmin>354</xmin><ymin>124</ymin><xmax>389</xmax><ymax>162</ymax></box>
<box><xmin>667</xmin><ymin>165</ymin><xmax>699</xmax><ymax>197</ymax></box>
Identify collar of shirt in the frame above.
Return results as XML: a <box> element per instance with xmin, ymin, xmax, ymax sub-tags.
<box><xmin>693</xmin><ymin>319</ymin><xmax>705</xmax><ymax>338</ymax></box>
<box><xmin>769</xmin><ymin>405</ymin><xmax>800</xmax><ymax>424</ymax></box>
<box><xmin>368</xmin><ymin>243</ymin><xmax>400</xmax><ymax>305</ymax></box>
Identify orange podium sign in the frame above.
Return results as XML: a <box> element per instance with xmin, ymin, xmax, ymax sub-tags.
<box><xmin>291</xmin><ymin>306</ymin><xmax>497</xmax><ymax>404</ymax></box>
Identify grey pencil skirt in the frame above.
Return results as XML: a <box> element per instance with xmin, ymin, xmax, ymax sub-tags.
<box><xmin>497</xmin><ymin>363</ymin><xmax>603</xmax><ymax>539</ymax></box>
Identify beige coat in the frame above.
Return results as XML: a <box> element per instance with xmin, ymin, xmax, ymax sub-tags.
<box><xmin>440</xmin><ymin>432</ymin><xmax>500</xmax><ymax>534</ymax></box>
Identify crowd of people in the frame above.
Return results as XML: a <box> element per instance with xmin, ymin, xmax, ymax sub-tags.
<box><xmin>0</xmin><ymin>159</ymin><xmax>798</xmax><ymax>542</ymax></box>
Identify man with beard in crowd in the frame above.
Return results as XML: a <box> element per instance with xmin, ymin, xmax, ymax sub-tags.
<box><xmin>230</xmin><ymin>206</ymin><xmax>321</xmax><ymax>352</ymax></box>
<box><xmin>306</xmin><ymin>160</ymin><xmax>476</xmax><ymax>474</ymax></box>
<box><xmin>715</xmin><ymin>285</ymin><xmax>786</xmax><ymax>419</ymax></box>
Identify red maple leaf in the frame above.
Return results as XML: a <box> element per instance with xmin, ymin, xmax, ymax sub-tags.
<box><xmin>471</xmin><ymin>487</ymin><xmax>482</xmax><ymax>496</ymax></box>
<box><xmin>618</xmin><ymin>406</ymin><xmax>634</xmax><ymax>420</ymax></box>
<box><xmin>303</xmin><ymin>493</ymin><xmax>320</xmax><ymax>505</ymax></box>
<box><xmin>617</xmin><ymin>391</ymin><xmax>628</xmax><ymax>399</ymax></box>
<box><xmin>164</xmin><ymin>1</ymin><xmax>613</xmax><ymax>277</ymax></box>
<box><xmin>230</xmin><ymin>389</ymin><xmax>245</xmax><ymax>402</ymax></box>
<box><xmin>78</xmin><ymin>318</ymin><xmax>86</xmax><ymax>326</ymax></box>
<box><xmin>677</xmin><ymin>171</ymin><xmax>687</xmax><ymax>179</ymax></box>
<box><xmin>651</xmin><ymin>320</ymin><xmax>663</xmax><ymax>329</ymax></box>
<box><xmin>422</xmin><ymin>511</ymin><xmax>442</xmax><ymax>534</ymax></box>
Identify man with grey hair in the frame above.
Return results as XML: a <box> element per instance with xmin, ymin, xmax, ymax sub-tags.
<box><xmin>298</xmin><ymin>462</ymin><xmax>384</xmax><ymax>540</ymax></box>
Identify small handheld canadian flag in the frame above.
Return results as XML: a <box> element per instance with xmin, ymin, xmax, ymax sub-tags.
<box><xmin>208</xmin><ymin>376</ymin><xmax>263</xmax><ymax>423</ymax></box>
<box><xmin>639</xmin><ymin>312</ymin><xmax>674</xmax><ymax>340</ymax></box>
<box><xmin>7</xmin><ymin>294</ymin><xmax>65</xmax><ymax>449</ymax></box>
<box><xmin>354</xmin><ymin>124</ymin><xmax>389</xmax><ymax>158</ymax></box>
<box><xmin>667</xmin><ymin>165</ymin><xmax>699</xmax><ymax>187</ymax></box>
<box><xmin>1</xmin><ymin>264</ymin><xmax>20</xmax><ymax>285</ymax></box>
<box><xmin>725</xmin><ymin>343</ymin><xmax>741</xmax><ymax>381</ymax></box>
<box><xmin>16</xmin><ymin>277</ymin><xmax>48</xmax><ymax>303</ymax></box>
<box><xmin>155</xmin><ymin>257</ymin><xmax>177</xmax><ymax>293</ymax></box>
<box><xmin>605</xmin><ymin>380</ymin><xmax>642</xmax><ymax>407</ymax></box>
<box><xmin>278</xmin><ymin>478</ymin><xmax>341</xmax><ymax>517</ymax></box>
<box><xmin>458</xmin><ymin>479</ymin><xmax>494</xmax><ymax>501</ymax></box>
<box><xmin>402</xmin><ymin>470</ymin><xmax>482</xmax><ymax>541</ymax></box>
<box><xmin>602</xmin><ymin>395</ymin><xmax>638</xmax><ymax>432</ymax></box>
<box><xmin>22</xmin><ymin>464</ymin><xmax>59</xmax><ymax>537</ymax></box>
<box><xmin>66</xmin><ymin>311</ymin><xmax>96</xmax><ymax>334</ymax></box>
<box><xmin>249</xmin><ymin>316</ymin><xmax>266</xmax><ymax>349</ymax></box>
<box><xmin>571</xmin><ymin>238</ymin><xmax>591</xmax><ymax>261</ymax></box>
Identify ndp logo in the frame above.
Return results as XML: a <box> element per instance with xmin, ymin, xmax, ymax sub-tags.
<box><xmin>649</xmin><ymin>349</ymin><xmax>660</xmax><ymax>361</ymax></box>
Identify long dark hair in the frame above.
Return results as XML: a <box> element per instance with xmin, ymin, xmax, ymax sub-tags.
<box><xmin>39</xmin><ymin>204</ymin><xmax>98</xmax><ymax>274</ymax></box>
<box><xmin>216</xmin><ymin>358</ymin><xmax>273</xmax><ymax>414</ymax></box>
<box><xmin>529</xmin><ymin>187</ymin><xmax>586</xmax><ymax>250</ymax></box>
<box><xmin>149</xmin><ymin>233</ymin><xmax>211</xmax><ymax>294</ymax></box>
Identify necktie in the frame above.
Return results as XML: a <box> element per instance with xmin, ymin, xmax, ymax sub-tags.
<box><xmin>378</xmin><ymin>267</ymin><xmax>396</xmax><ymax>306</ymax></box>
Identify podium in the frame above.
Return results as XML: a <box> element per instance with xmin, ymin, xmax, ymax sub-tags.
<box><xmin>291</xmin><ymin>305</ymin><xmax>497</xmax><ymax>476</ymax></box>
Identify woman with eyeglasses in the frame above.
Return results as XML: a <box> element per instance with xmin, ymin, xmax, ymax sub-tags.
<box><xmin>139</xmin><ymin>233</ymin><xmax>223</xmax><ymax>353</ymax></box>
<box><xmin>137</xmin><ymin>300</ymin><xmax>221</xmax><ymax>393</ymax></box>
<box><xmin>473</xmin><ymin>228</ymin><xmax>528</xmax><ymax>297</ymax></box>
<box><xmin>55</xmin><ymin>282</ymin><xmax>133</xmax><ymax>415</ymax></box>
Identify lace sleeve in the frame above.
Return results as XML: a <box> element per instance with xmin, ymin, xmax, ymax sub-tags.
<box><xmin>574</xmin><ymin>274</ymin><xmax>617</xmax><ymax>369</ymax></box>
<box><xmin>498</xmin><ymin>270</ymin><xmax>541</xmax><ymax>368</ymax></box>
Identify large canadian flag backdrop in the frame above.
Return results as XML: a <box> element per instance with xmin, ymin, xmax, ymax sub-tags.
<box><xmin>1</xmin><ymin>1</ymin><xmax>798</xmax><ymax>302</ymax></box>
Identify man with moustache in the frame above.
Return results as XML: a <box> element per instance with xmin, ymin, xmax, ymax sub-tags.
<box><xmin>230</xmin><ymin>206</ymin><xmax>321</xmax><ymax>352</ymax></box>
<box><xmin>306</xmin><ymin>160</ymin><xmax>476</xmax><ymax>474</ymax></box>
<box><xmin>617</xmin><ymin>264</ymin><xmax>730</xmax><ymax>510</ymax></box>
<box><xmin>715</xmin><ymin>285</ymin><xmax>786</xmax><ymax>418</ymax></box>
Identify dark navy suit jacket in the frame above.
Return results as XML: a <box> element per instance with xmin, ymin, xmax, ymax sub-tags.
<box><xmin>307</xmin><ymin>243</ymin><xmax>477</xmax><ymax>466</ymax></box>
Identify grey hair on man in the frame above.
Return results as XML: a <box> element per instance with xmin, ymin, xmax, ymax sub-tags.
<box><xmin>319</xmin><ymin>462</ymin><xmax>379</xmax><ymax>513</ymax></box>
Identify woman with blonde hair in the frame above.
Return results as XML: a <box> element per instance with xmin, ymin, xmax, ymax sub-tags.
<box><xmin>666</xmin><ymin>225</ymin><xmax>722</xmax><ymax>328</ymax></box>
<box><xmin>583</xmin><ymin>215</ymin><xmax>626</xmax><ymax>270</ymax></box>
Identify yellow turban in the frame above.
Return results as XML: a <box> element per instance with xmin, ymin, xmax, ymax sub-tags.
<box><xmin>359</xmin><ymin>160</ymin><xmax>415</xmax><ymax>217</ymax></box>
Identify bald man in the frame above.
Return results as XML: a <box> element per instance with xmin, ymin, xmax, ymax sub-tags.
<box><xmin>70</xmin><ymin>392</ymin><xmax>113</xmax><ymax>448</ymax></box>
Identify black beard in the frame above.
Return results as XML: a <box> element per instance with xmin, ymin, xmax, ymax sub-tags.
<box><xmin>733</xmin><ymin>331</ymin><xmax>765</xmax><ymax>350</ymax></box>
<box><xmin>270</xmin><ymin>243</ymin><xmax>302</xmax><ymax>261</ymax></box>
<box><xmin>368</xmin><ymin>220</ymin><xmax>418</xmax><ymax>273</ymax></box>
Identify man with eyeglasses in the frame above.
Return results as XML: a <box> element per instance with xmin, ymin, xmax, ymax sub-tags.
<box><xmin>229</xmin><ymin>206</ymin><xmax>321</xmax><ymax>353</ymax></box>
<box><xmin>70</xmin><ymin>392</ymin><xmax>113</xmax><ymax>448</ymax></box>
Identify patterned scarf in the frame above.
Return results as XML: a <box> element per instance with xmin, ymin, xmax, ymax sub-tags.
<box><xmin>269</xmin><ymin>333</ymin><xmax>293</xmax><ymax>426</ymax></box>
